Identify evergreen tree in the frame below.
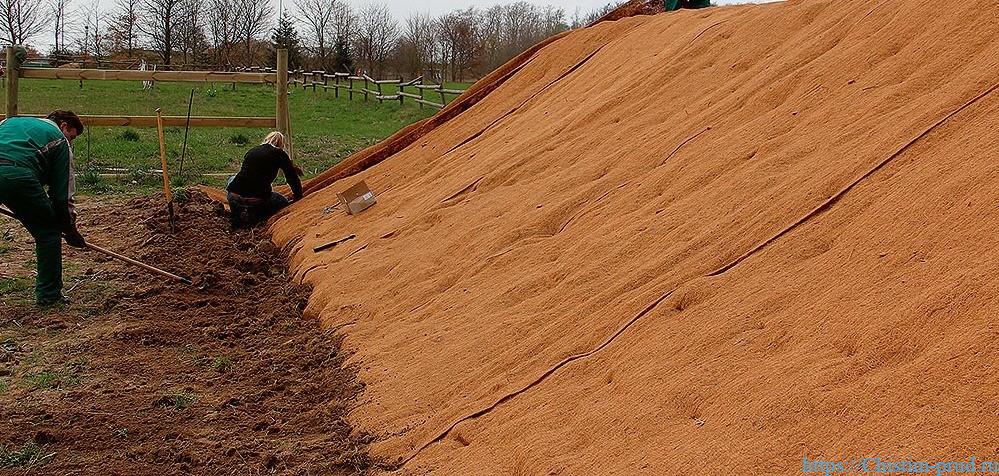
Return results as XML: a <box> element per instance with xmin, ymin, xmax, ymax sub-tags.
<box><xmin>271</xmin><ymin>13</ymin><xmax>303</xmax><ymax>69</ymax></box>
<box><xmin>334</xmin><ymin>37</ymin><xmax>354</xmax><ymax>74</ymax></box>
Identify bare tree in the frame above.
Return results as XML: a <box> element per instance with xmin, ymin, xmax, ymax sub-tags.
<box><xmin>138</xmin><ymin>0</ymin><xmax>183</xmax><ymax>65</ymax></box>
<box><xmin>280</xmin><ymin>0</ymin><xmax>573</xmax><ymax>79</ymax></box>
<box><xmin>294</xmin><ymin>0</ymin><xmax>336</xmax><ymax>70</ymax></box>
<box><xmin>476</xmin><ymin>5</ymin><xmax>504</xmax><ymax>73</ymax></box>
<box><xmin>0</xmin><ymin>0</ymin><xmax>48</xmax><ymax>46</ymax></box>
<box><xmin>205</xmin><ymin>0</ymin><xmax>239</xmax><ymax>67</ymax></box>
<box><xmin>470</xmin><ymin>2</ymin><xmax>569</xmax><ymax>77</ymax></box>
<box><xmin>176</xmin><ymin>0</ymin><xmax>205</xmax><ymax>65</ymax></box>
<box><xmin>394</xmin><ymin>12</ymin><xmax>434</xmax><ymax>78</ymax></box>
<box><xmin>575</xmin><ymin>1</ymin><xmax>621</xmax><ymax>27</ymax></box>
<box><xmin>434</xmin><ymin>8</ymin><xmax>478</xmax><ymax>81</ymax></box>
<box><xmin>50</xmin><ymin>0</ymin><xmax>71</xmax><ymax>56</ymax></box>
<box><xmin>74</xmin><ymin>1</ymin><xmax>109</xmax><ymax>62</ymax></box>
<box><xmin>354</xmin><ymin>3</ymin><xmax>395</xmax><ymax>76</ymax></box>
<box><xmin>108</xmin><ymin>0</ymin><xmax>139</xmax><ymax>57</ymax></box>
<box><xmin>235</xmin><ymin>0</ymin><xmax>272</xmax><ymax>66</ymax></box>
<box><xmin>539</xmin><ymin>5</ymin><xmax>567</xmax><ymax>38</ymax></box>
<box><xmin>331</xmin><ymin>0</ymin><xmax>353</xmax><ymax>72</ymax></box>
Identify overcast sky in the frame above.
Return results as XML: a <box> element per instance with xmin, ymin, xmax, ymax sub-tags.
<box><xmin>40</xmin><ymin>0</ymin><xmax>776</xmax><ymax>51</ymax></box>
<box><xmin>322</xmin><ymin>0</ymin><xmax>772</xmax><ymax>22</ymax></box>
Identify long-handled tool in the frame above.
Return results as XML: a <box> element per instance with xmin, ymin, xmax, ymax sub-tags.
<box><xmin>154</xmin><ymin>107</ymin><xmax>177</xmax><ymax>231</ymax></box>
<box><xmin>0</xmin><ymin>207</ymin><xmax>192</xmax><ymax>285</ymax></box>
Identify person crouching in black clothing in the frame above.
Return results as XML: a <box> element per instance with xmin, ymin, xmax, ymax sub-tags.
<box><xmin>225</xmin><ymin>131</ymin><xmax>303</xmax><ymax>228</ymax></box>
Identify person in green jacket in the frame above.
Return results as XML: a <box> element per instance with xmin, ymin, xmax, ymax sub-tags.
<box><xmin>665</xmin><ymin>0</ymin><xmax>711</xmax><ymax>11</ymax></box>
<box><xmin>0</xmin><ymin>111</ymin><xmax>86</xmax><ymax>305</ymax></box>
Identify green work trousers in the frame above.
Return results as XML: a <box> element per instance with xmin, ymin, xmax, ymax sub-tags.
<box><xmin>0</xmin><ymin>166</ymin><xmax>63</xmax><ymax>303</ymax></box>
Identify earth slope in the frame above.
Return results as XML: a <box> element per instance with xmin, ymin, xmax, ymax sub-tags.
<box><xmin>272</xmin><ymin>0</ymin><xmax>999</xmax><ymax>473</ymax></box>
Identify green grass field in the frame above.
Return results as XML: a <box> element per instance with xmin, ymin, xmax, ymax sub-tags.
<box><xmin>1</xmin><ymin>78</ymin><xmax>469</xmax><ymax>194</ymax></box>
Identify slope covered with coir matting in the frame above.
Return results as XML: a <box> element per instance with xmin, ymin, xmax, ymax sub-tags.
<box><xmin>271</xmin><ymin>0</ymin><xmax>999</xmax><ymax>472</ymax></box>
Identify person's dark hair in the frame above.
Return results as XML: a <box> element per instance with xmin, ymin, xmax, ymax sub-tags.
<box><xmin>46</xmin><ymin>110</ymin><xmax>84</xmax><ymax>135</ymax></box>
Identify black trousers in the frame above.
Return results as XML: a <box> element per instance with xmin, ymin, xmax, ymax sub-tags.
<box><xmin>226</xmin><ymin>191</ymin><xmax>290</xmax><ymax>228</ymax></box>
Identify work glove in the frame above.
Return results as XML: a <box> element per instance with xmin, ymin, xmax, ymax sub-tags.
<box><xmin>53</xmin><ymin>201</ymin><xmax>86</xmax><ymax>248</ymax></box>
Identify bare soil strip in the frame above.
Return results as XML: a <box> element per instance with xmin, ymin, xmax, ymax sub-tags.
<box><xmin>0</xmin><ymin>193</ymin><xmax>369</xmax><ymax>475</ymax></box>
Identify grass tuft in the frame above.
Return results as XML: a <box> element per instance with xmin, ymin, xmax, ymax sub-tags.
<box><xmin>212</xmin><ymin>356</ymin><xmax>233</xmax><ymax>373</ymax></box>
<box><xmin>156</xmin><ymin>393</ymin><xmax>197</xmax><ymax>410</ymax></box>
<box><xmin>0</xmin><ymin>277</ymin><xmax>31</xmax><ymax>295</ymax></box>
<box><xmin>227</xmin><ymin>133</ymin><xmax>249</xmax><ymax>146</ymax></box>
<box><xmin>0</xmin><ymin>277</ymin><xmax>33</xmax><ymax>305</ymax></box>
<box><xmin>0</xmin><ymin>442</ymin><xmax>54</xmax><ymax>468</ymax></box>
<box><xmin>118</xmin><ymin>129</ymin><xmax>141</xmax><ymax>142</ymax></box>
<box><xmin>24</xmin><ymin>370</ymin><xmax>81</xmax><ymax>390</ymax></box>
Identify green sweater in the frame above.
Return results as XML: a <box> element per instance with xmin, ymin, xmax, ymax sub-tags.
<box><xmin>0</xmin><ymin>117</ymin><xmax>76</xmax><ymax>214</ymax></box>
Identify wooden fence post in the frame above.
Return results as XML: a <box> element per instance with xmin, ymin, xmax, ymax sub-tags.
<box><xmin>363</xmin><ymin>76</ymin><xmax>369</xmax><ymax>101</ymax></box>
<box><xmin>418</xmin><ymin>84</ymin><xmax>424</xmax><ymax>109</ymax></box>
<box><xmin>276</xmin><ymin>49</ymin><xmax>290</xmax><ymax>151</ymax></box>
<box><xmin>335</xmin><ymin>75</ymin><xmax>340</xmax><ymax>98</ymax></box>
<box><xmin>6</xmin><ymin>46</ymin><xmax>20</xmax><ymax>117</ymax></box>
<box><xmin>348</xmin><ymin>77</ymin><xmax>353</xmax><ymax>100</ymax></box>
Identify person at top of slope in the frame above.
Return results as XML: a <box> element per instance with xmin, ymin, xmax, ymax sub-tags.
<box><xmin>665</xmin><ymin>0</ymin><xmax>711</xmax><ymax>11</ymax></box>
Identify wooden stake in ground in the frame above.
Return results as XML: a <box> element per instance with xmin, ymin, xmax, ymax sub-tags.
<box><xmin>6</xmin><ymin>46</ymin><xmax>21</xmax><ymax>117</ymax></box>
<box><xmin>179</xmin><ymin>89</ymin><xmax>194</xmax><ymax>176</ymax></box>
<box><xmin>154</xmin><ymin>107</ymin><xmax>177</xmax><ymax>231</ymax></box>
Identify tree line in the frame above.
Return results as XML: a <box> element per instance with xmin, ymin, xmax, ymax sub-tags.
<box><xmin>0</xmin><ymin>0</ymin><xmax>618</xmax><ymax>81</ymax></box>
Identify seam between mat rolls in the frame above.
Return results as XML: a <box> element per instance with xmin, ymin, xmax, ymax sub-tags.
<box><xmin>439</xmin><ymin>41</ymin><xmax>616</xmax><ymax>159</ymax></box>
<box><xmin>659</xmin><ymin>126</ymin><xmax>712</xmax><ymax>166</ymax></box>
<box><xmin>708</xmin><ymin>80</ymin><xmax>999</xmax><ymax>277</ymax></box>
<box><xmin>395</xmin><ymin>33</ymin><xmax>637</xmax><ymax>203</ymax></box>
<box><xmin>388</xmin><ymin>289</ymin><xmax>677</xmax><ymax>471</ymax></box>
<box><xmin>387</xmin><ymin>79</ymin><xmax>999</xmax><ymax>471</ymax></box>
<box><xmin>434</xmin><ymin>16</ymin><xmax>657</xmax><ymax>162</ymax></box>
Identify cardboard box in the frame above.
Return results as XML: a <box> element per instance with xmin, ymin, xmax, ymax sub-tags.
<box><xmin>337</xmin><ymin>180</ymin><xmax>377</xmax><ymax>215</ymax></box>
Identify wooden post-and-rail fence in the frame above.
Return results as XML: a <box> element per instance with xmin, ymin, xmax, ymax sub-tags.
<box><xmin>286</xmin><ymin>70</ymin><xmax>466</xmax><ymax>110</ymax></box>
<box><xmin>3</xmin><ymin>46</ymin><xmax>293</xmax><ymax>155</ymax></box>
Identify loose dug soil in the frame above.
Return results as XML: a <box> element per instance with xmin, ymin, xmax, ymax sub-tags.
<box><xmin>259</xmin><ymin>0</ymin><xmax>999</xmax><ymax>474</ymax></box>
<box><xmin>0</xmin><ymin>193</ymin><xmax>370</xmax><ymax>475</ymax></box>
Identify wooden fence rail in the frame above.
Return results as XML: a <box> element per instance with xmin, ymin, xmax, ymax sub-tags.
<box><xmin>0</xmin><ymin>114</ymin><xmax>276</xmax><ymax>128</ymax></box>
<box><xmin>4</xmin><ymin>45</ymin><xmax>293</xmax><ymax>155</ymax></box>
<box><xmin>18</xmin><ymin>68</ymin><xmax>277</xmax><ymax>84</ymax></box>
<box><xmin>286</xmin><ymin>70</ymin><xmax>466</xmax><ymax>110</ymax></box>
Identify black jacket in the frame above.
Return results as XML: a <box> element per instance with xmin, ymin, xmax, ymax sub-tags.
<box><xmin>226</xmin><ymin>144</ymin><xmax>303</xmax><ymax>200</ymax></box>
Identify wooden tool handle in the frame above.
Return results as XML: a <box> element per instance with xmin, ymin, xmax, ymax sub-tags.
<box><xmin>85</xmin><ymin>242</ymin><xmax>192</xmax><ymax>284</ymax></box>
<box><xmin>1</xmin><ymin>207</ymin><xmax>190</xmax><ymax>284</ymax></box>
